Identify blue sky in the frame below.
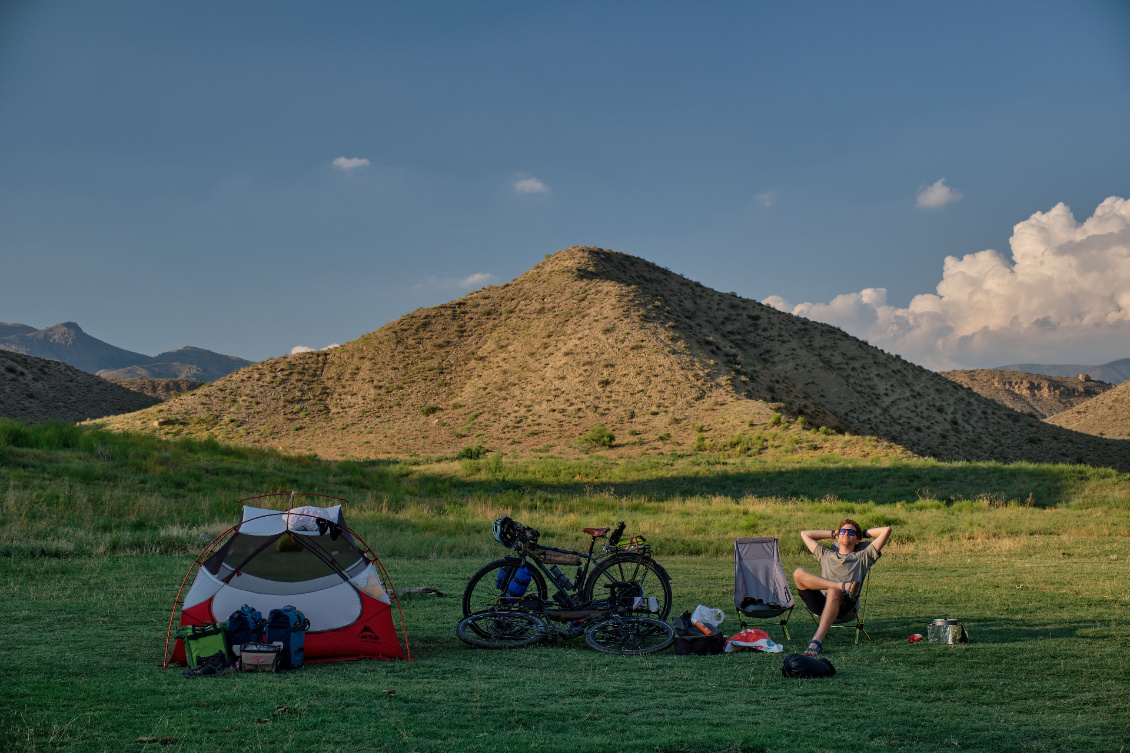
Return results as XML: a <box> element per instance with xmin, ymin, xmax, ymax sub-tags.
<box><xmin>1</xmin><ymin>1</ymin><xmax>1128</xmax><ymax>368</ymax></box>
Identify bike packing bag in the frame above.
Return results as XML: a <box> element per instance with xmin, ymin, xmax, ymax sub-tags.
<box><xmin>175</xmin><ymin>622</ymin><xmax>231</xmax><ymax>668</ymax></box>
<box><xmin>227</xmin><ymin>604</ymin><xmax>265</xmax><ymax>655</ymax></box>
<box><xmin>496</xmin><ymin>564</ymin><xmax>534</xmax><ymax>602</ymax></box>
<box><xmin>672</xmin><ymin>612</ymin><xmax>726</xmax><ymax>656</ymax></box>
<box><xmin>266</xmin><ymin>606</ymin><xmax>310</xmax><ymax>669</ymax></box>
<box><xmin>528</xmin><ymin>545</ymin><xmax>582</xmax><ymax>566</ymax></box>
<box><xmin>239</xmin><ymin>643</ymin><xmax>281</xmax><ymax>672</ymax></box>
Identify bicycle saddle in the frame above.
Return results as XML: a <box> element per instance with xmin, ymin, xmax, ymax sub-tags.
<box><xmin>583</xmin><ymin>527</ymin><xmax>611</xmax><ymax>537</ymax></box>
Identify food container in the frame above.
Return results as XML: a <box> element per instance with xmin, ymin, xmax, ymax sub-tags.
<box><xmin>927</xmin><ymin>619</ymin><xmax>968</xmax><ymax>644</ymax></box>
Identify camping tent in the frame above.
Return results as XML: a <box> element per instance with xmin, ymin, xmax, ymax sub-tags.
<box><xmin>164</xmin><ymin>494</ymin><xmax>408</xmax><ymax>665</ymax></box>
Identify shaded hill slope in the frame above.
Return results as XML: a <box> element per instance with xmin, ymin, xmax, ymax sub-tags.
<box><xmin>103</xmin><ymin>377</ymin><xmax>205</xmax><ymax>401</ymax></box>
<box><xmin>0</xmin><ymin>322</ymin><xmax>37</xmax><ymax>338</ymax></box>
<box><xmin>0</xmin><ymin>350</ymin><xmax>159</xmax><ymax>422</ymax></box>
<box><xmin>940</xmin><ymin>370</ymin><xmax>1113</xmax><ymax>419</ymax></box>
<box><xmin>1045</xmin><ymin>381</ymin><xmax>1130</xmax><ymax>438</ymax></box>
<box><xmin>99</xmin><ymin>247</ymin><xmax>1130</xmax><ymax>469</ymax></box>
<box><xmin>997</xmin><ymin>358</ymin><xmax>1130</xmax><ymax>385</ymax></box>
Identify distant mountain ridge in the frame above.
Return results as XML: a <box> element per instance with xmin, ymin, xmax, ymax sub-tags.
<box><xmin>940</xmin><ymin>369</ymin><xmax>1113</xmax><ymax>419</ymax></box>
<box><xmin>1</xmin><ymin>349</ymin><xmax>160</xmax><ymax>422</ymax></box>
<box><xmin>0</xmin><ymin>322</ymin><xmax>253</xmax><ymax>381</ymax></box>
<box><xmin>996</xmin><ymin>358</ymin><xmax>1130</xmax><ymax>385</ymax></box>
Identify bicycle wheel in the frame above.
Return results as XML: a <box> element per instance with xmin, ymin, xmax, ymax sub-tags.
<box><xmin>456</xmin><ymin>611</ymin><xmax>547</xmax><ymax>650</ymax></box>
<box><xmin>462</xmin><ymin>558</ymin><xmax>549</xmax><ymax>617</ymax></box>
<box><xmin>584</xmin><ymin>616</ymin><xmax>675</xmax><ymax>655</ymax></box>
<box><xmin>583</xmin><ymin>554</ymin><xmax>672</xmax><ymax>619</ymax></box>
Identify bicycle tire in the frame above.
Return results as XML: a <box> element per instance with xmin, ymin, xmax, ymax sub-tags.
<box><xmin>456</xmin><ymin>611</ymin><xmax>547</xmax><ymax>650</ymax></box>
<box><xmin>462</xmin><ymin>558</ymin><xmax>549</xmax><ymax>617</ymax></box>
<box><xmin>583</xmin><ymin>553</ymin><xmax>672</xmax><ymax>619</ymax></box>
<box><xmin>584</xmin><ymin>616</ymin><xmax>675</xmax><ymax>655</ymax></box>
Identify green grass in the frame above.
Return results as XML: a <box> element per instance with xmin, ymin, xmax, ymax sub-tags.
<box><xmin>2</xmin><ymin>543</ymin><xmax>1128</xmax><ymax>752</ymax></box>
<box><xmin>1</xmin><ymin>419</ymin><xmax>1129</xmax><ymax>751</ymax></box>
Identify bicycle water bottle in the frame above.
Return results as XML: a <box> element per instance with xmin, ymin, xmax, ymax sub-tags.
<box><xmin>548</xmin><ymin>564</ymin><xmax>572</xmax><ymax>590</ymax></box>
<box><xmin>496</xmin><ymin>565</ymin><xmax>533</xmax><ymax>601</ymax></box>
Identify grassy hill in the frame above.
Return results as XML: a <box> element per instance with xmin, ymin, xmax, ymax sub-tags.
<box><xmin>98</xmin><ymin>247</ymin><xmax>1130</xmax><ymax>469</ymax></box>
<box><xmin>1045</xmin><ymin>380</ymin><xmax>1130</xmax><ymax>438</ymax></box>
<box><xmin>940</xmin><ymin>369</ymin><xmax>1112</xmax><ymax>418</ymax></box>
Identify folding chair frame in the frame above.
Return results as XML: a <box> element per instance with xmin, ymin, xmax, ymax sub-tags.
<box><xmin>739</xmin><ymin>605</ymin><xmax>794</xmax><ymax>641</ymax></box>
<box><xmin>733</xmin><ymin>537</ymin><xmax>796</xmax><ymax>641</ymax></box>
<box><xmin>802</xmin><ymin>576</ymin><xmax>871</xmax><ymax>644</ymax></box>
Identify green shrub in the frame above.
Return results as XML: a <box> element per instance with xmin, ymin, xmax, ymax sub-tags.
<box><xmin>419</xmin><ymin>405</ymin><xmax>441</xmax><ymax>416</ymax></box>
<box><xmin>457</xmin><ymin>444</ymin><xmax>488</xmax><ymax>460</ymax></box>
<box><xmin>579</xmin><ymin>423</ymin><xmax>615</xmax><ymax>449</ymax></box>
<box><xmin>795</xmin><ymin>416</ymin><xmax>807</xmax><ymax>429</ymax></box>
<box><xmin>769</xmin><ymin>413</ymin><xmax>782</xmax><ymax>426</ymax></box>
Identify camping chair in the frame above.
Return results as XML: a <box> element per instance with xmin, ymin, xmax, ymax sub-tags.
<box><xmin>798</xmin><ymin>566</ymin><xmax>875</xmax><ymax>644</ymax></box>
<box><xmin>733</xmin><ymin>537</ymin><xmax>795</xmax><ymax>640</ymax></box>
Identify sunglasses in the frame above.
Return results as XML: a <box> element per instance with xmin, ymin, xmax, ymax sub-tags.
<box><xmin>837</xmin><ymin>529</ymin><xmax>860</xmax><ymax>537</ymax></box>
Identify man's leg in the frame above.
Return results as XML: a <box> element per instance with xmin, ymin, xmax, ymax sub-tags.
<box><xmin>794</xmin><ymin>567</ymin><xmax>855</xmax><ymax>653</ymax></box>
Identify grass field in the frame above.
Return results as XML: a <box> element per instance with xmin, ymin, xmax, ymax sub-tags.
<box><xmin>2</xmin><ymin>421</ymin><xmax>1128</xmax><ymax>752</ymax></box>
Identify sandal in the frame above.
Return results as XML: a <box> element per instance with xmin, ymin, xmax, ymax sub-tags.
<box><xmin>804</xmin><ymin>639</ymin><xmax>822</xmax><ymax>656</ymax></box>
<box><xmin>842</xmin><ymin>581</ymin><xmax>861</xmax><ymax>600</ymax></box>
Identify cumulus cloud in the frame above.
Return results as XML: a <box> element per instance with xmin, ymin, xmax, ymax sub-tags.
<box><xmin>766</xmin><ymin>197</ymin><xmax>1130</xmax><ymax>368</ymax></box>
<box><xmin>413</xmin><ymin>272</ymin><xmax>498</xmax><ymax>291</ymax></box>
<box><xmin>332</xmin><ymin>157</ymin><xmax>370</xmax><ymax>172</ymax></box>
<box><xmin>916</xmin><ymin>178</ymin><xmax>962</xmax><ymax>209</ymax></box>
<box><xmin>289</xmin><ymin>343</ymin><xmax>340</xmax><ymax>355</ymax></box>
<box><xmin>513</xmin><ymin>174</ymin><xmax>550</xmax><ymax>194</ymax></box>
<box><xmin>755</xmin><ymin>189</ymin><xmax>778</xmax><ymax>207</ymax></box>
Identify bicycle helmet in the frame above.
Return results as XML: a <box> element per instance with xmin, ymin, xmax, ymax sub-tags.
<box><xmin>492</xmin><ymin>516</ymin><xmax>518</xmax><ymax>549</ymax></box>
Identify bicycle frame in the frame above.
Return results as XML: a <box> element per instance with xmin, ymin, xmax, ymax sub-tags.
<box><xmin>502</xmin><ymin>533</ymin><xmax>615</xmax><ymax>610</ymax></box>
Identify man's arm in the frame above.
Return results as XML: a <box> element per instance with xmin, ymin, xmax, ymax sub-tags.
<box><xmin>800</xmin><ymin>529</ymin><xmax>832</xmax><ymax>554</ymax></box>
<box><xmin>864</xmin><ymin>526</ymin><xmax>892</xmax><ymax>554</ymax></box>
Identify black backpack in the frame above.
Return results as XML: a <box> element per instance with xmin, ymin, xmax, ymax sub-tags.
<box><xmin>781</xmin><ymin>653</ymin><xmax>836</xmax><ymax>678</ymax></box>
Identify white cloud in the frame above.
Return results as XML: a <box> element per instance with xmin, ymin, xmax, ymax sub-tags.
<box><xmin>332</xmin><ymin>157</ymin><xmax>370</xmax><ymax>172</ymax></box>
<box><xmin>916</xmin><ymin>178</ymin><xmax>962</xmax><ymax>209</ymax></box>
<box><xmin>767</xmin><ymin>197</ymin><xmax>1130</xmax><ymax>368</ymax></box>
<box><xmin>414</xmin><ymin>272</ymin><xmax>498</xmax><ymax>291</ymax></box>
<box><xmin>289</xmin><ymin>343</ymin><xmax>340</xmax><ymax>355</ymax></box>
<box><xmin>513</xmin><ymin>174</ymin><xmax>550</xmax><ymax>194</ymax></box>
<box><xmin>755</xmin><ymin>190</ymin><xmax>778</xmax><ymax>207</ymax></box>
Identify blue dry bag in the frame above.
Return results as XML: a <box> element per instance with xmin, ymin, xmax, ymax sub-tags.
<box><xmin>496</xmin><ymin>565</ymin><xmax>533</xmax><ymax>602</ymax></box>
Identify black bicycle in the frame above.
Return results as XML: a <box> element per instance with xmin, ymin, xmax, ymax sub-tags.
<box><xmin>461</xmin><ymin>518</ymin><xmax>672</xmax><ymax>621</ymax></box>
<box><xmin>456</xmin><ymin>583</ymin><xmax>675</xmax><ymax>655</ymax></box>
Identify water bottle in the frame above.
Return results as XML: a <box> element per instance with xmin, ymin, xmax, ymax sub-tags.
<box><xmin>496</xmin><ymin>565</ymin><xmax>533</xmax><ymax>601</ymax></box>
<box><xmin>548</xmin><ymin>564</ymin><xmax>572</xmax><ymax>590</ymax></box>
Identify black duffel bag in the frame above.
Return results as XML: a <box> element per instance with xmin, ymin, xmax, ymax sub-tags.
<box><xmin>781</xmin><ymin>652</ymin><xmax>836</xmax><ymax>678</ymax></box>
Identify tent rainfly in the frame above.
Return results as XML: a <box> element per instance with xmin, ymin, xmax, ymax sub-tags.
<box><xmin>164</xmin><ymin>494</ymin><xmax>409</xmax><ymax>666</ymax></box>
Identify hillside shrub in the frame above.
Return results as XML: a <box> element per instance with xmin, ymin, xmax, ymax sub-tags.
<box><xmin>419</xmin><ymin>405</ymin><xmax>441</xmax><ymax>416</ymax></box>
<box><xmin>769</xmin><ymin>412</ymin><xmax>782</xmax><ymax>426</ymax></box>
<box><xmin>579</xmin><ymin>423</ymin><xmax>615</xmax><ymax>449</ymax></box>
<box><xmin>457</xmin><ymin>444</ymin><xmax>488</xmax><ymax>460</ymax></box>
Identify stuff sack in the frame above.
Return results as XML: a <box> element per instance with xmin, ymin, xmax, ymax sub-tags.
<box><xmin>781</xmin><ymin>653</ymin><xmax>836</xmax><ymax>678</ymax></box>
<box><xmin>175</xmin><ymin>622</ymin><xmax>231</xmax><ymax>669</ymax></box>
<box><xmin>672</xmin><ymin>611</ymin><xmax>726</xmax><ymax>656</ymax></box>
<box><xmin>266</xmin><ymin>605</ymin><xmax>311</xmax><ymax>669</ymax></box>
<box><xmin>227</xmin><ymin>604</ymin><xmax>265</xmax><ymax>655</ymax></box>
<box><xmin>240</xmin><ymin>643</ymin><xmax>282</xmax><ymax>673</ymax></box>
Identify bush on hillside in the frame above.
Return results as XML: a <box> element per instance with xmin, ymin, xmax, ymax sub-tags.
<box><xmin>579</xmin><ymin>423</ymin><xmax>615</xmax><ymax>449</ymax></box>
<box><xmin>457</xmin><ymin>444</ymin><xmax>488</xmax><ymax>460</ymax></box>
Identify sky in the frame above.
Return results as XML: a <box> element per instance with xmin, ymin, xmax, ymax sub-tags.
<box><xmin>1</xmin><ymin>1</ymin><xmax>1128</xmax><ymax>369</ymax></box>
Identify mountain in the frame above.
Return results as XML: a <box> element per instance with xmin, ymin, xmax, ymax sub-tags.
<box><xmin>0</xmin><ymin>323</ymin><xmax>252</xmax><ymax>381</ymax></box>
<box><xmin>0</xmin><ymin>350</ymin><xmax>160</xmax><ymax>423</ymax></box>
<box><xmin>96</xmin><ymin>247</ymin><xmax>1130</xmax><ymax>469</ymax></box>
<box><xmin>1045</xmin><ymin>381</ymin><xmax>1130</xmax><ymax>438</ymax></box>
<box><xmin>97</xmin><ymin>346</ymin><xmax>254</xmax><ymax>381</ymax></box>
<box><xmin>996</xmin><ymin>358</ymin><xmax>1130</xmax><ymax>385</ymax></box>
<box><xmin>939</xmin><ymin>370</ymin><xmax>1113</xmax><ymax>419</ymax></box>
<box><xmin>0</xmin><ymin>322</ymin><xmax>150</xmax><ymax>374</ymax></box>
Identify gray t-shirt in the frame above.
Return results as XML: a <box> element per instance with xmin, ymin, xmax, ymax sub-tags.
<box><xmin>813</xmin><ymin>542</ymin><xmax>881</xmax><ymax>589</ymax></box>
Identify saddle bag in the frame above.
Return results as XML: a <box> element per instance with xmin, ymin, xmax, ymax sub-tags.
<box><xmin>239</xmin><ymin>643</ymin><xmax>281</xmax><ymax>673</ymax></box>
<box><xmin>266</xmin><ymin>606</ymin><xmax>310</xmax><ymax>669</ymax></box>
<box><xmin>529</xmin><ymin>546</ymin><xmax>582</xmax><ymax>566</ymax></box>
<box><xmin>175</xmin><ymin>622</ymin><xmax>231</xmax><ymax>668</ymax></box>
<box><xmin>781</xmin><ymin>653</ymin><xmax>836</xmax><ymax>678</ymax></box>
<box><xmin>671</xmin><ymin>612</ymin><xmax>725</xmax><ymax>656</ymax></box>
<box><xmin>227</xmin><ymin>604</ymin><xmax>265</xmax><ymax>656</ymax></box>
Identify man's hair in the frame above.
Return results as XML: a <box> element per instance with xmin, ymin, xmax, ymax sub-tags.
<box><xmin>837</xmin><ymin>519</ymin><xmax>863</xmax><ymax>536</ymax></box>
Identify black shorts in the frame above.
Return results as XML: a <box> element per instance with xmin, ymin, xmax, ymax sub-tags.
<box><xmin>797</xmin><ymin>588</ymin><xmax>859</xmax><ymax>621</ymax></box>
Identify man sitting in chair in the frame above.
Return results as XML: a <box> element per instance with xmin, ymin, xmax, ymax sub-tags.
<box><xmin>794</xmin><ymin>519</ymin><xmax>891</xmax><ymax>656</ymax></box>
